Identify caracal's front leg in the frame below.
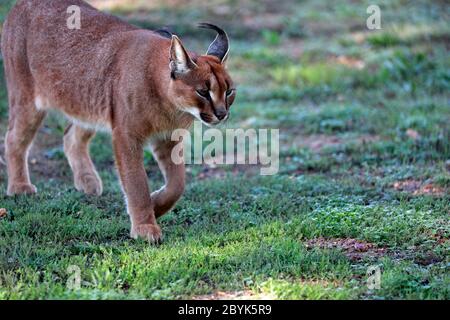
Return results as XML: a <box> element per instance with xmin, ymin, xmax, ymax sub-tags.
<box><xmin>112</xmin><ymin>130</ymin><xmax>162</xmax><ymax>243</ymax></box>
<box><xmin>150</xmin><ymin>138</ymin><xmax>186</xmax><ymax>218</ymax></box>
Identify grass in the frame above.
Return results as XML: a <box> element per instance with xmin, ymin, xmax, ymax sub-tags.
<box><xmin>0</xmin><ymin>0</ymin><xmax>449</xmax><ymax>299</ymax></box>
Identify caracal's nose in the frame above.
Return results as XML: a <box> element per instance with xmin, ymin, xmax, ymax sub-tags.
<box><xmin>214</xmin><ymin>108</ymin><xmax>227</xmax><ymax>120</ymax></box>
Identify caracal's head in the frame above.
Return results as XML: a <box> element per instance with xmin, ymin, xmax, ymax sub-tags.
<box><xmin>167</xmin><ymin>23</ymin><xmax>236</xmax><ymax>126</ymax></box>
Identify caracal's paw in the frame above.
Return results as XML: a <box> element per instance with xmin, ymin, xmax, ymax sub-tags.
<box><xmin>7</xmin><ymin>183</ymin><xmax>37</xmax><ymax>196</ymax></box>
<box><xmin>130</xmin><ymin>224</ymin><xmax>163</xmax><ymax>244</ymax></box>
<box><xmin>75</xmin><ymin>173</ymin><xmax>103</xmax><ymax>196</ymax></box>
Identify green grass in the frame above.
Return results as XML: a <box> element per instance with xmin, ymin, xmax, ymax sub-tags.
<box><xmin>0</xmin><ymin>0</ymin><xmax>449</xmax><ymax>300</ymax></box>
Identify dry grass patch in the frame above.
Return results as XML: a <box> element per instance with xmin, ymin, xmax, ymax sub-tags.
<box><xmin>305</xmin><ymin>237</ymin><xmax>387</xmax><ymax>262</ymax></box>
<box><xmin>392</xmin><ymin>179</ymin><xmax>446</xmax><ymax>196</ymax></box>
<box><xmin>193</xmin><ymin>290</ymin><xmax>275</xmax><ymax>300</ymax></box>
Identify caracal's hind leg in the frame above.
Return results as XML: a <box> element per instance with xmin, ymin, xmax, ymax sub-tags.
<box><xmin>150</xmin><ymin>138</ymin><xmax>185</xmax><ymax>218</ymax></box>
<box><xmin>63</xmin><ymin>124</ymin><xmax>103</xmax><ymax>196</ymax></box>
<box><xmin>5</xmin><ymin>98</ymin><xmax>46</xmax><ymax>196</ymax></box>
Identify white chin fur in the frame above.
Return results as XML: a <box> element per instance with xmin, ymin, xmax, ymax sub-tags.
<box><xmin>184</xmin><ymin>107</ymin><xmax>201</xmax><ymax>119</ymax></box>
<box><xmin>183</xmin><ymin>107</ymin><xmax>218</xmax><ymax>126</ymax></box>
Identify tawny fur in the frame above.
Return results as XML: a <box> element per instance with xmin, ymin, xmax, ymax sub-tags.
<box><xmin>1</xmin><ymin>0</ymin><xmax>235</xmax><ymax>243</ymax></box>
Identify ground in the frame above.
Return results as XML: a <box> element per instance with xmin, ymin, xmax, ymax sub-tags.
<box><xmin>0</xmin><ymin>0</ymin><xmax>449</xmax><ymax>299</ymax></box>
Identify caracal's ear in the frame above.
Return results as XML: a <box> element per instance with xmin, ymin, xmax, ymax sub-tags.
<box><xmin>198</xmin><ymin>23</ymin><xmax>230</xmax><ymax>65</ymax></box>
<box><xmin>170</xmin><ymin>35</ymin><xmax>197</xmax><ymax>77</ymax></box>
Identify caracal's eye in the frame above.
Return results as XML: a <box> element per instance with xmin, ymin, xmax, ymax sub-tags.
<box><xmin>196</xmin><ymin>89</ymin><xmax>210</xmax><ymax>98</ymax></box>
<box><xmin>226</xmin><ymin>88</ymin><xmax>235</xmax><ymax>97</ymax></box>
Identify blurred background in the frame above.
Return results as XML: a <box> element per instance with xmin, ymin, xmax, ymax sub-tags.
<box><xmin>2</xmin><ymin>0</ymin><xmax>448</xmax><ymax>174</ymax></box>
<box><xmin>0</xmin><ymin>0</ymin><xmax>449</xmax><ymax>299</ymax></box>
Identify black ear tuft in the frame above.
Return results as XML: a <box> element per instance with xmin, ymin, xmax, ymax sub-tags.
<box><xmin>154</xmin><ymin>27</ymin><xmax>173</xmax><ymax>39</ymax></box>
